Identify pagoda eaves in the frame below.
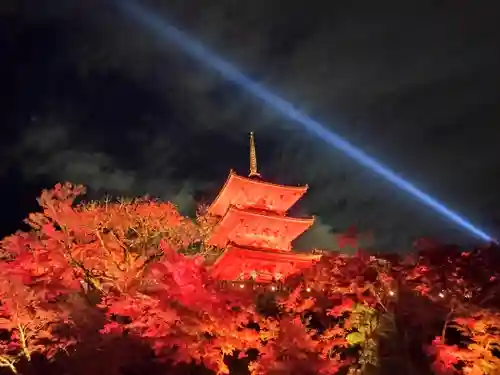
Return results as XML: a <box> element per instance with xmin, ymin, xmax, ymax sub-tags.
<box><xmin>206</xmin><ymin>205</ymin><xmax>314</xmax><ymax>251</ymax></box>
<box><xmin>208</xmin><ymin>171</ymin><xmax>308</xmax><ymax>217</ymax></box>
<box><xmin>211</xmin><ymin>245</ymin><xmax>321</xmax><ymax>283</ymax></box>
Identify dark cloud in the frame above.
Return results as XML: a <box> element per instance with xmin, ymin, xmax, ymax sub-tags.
<box><xmin>2</xmin><ymin>0</ymin><xmax>500</xmax><ymax>251</ymax></box>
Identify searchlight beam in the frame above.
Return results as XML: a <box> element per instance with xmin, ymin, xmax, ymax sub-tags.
<box><xmin>117</xmin><ymin>0</ymin><xmax>495</xmax><ymax>243</ymax></box>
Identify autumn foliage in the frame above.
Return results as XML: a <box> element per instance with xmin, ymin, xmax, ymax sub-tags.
<box><xmin>1</xmin><ymin>183</ymin><xmax>500</xmax><ymax>375</ymax></box>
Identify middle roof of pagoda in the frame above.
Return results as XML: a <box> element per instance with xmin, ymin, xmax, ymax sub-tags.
<box><xmin>208</xmin><ymin>170</ymin><xmax>309</xmax><ymax>217</ymax></box>
<box><xmin>206</xmin><ymin>205</ymin><xmax>314</xmax><ymax>251</ymax></box>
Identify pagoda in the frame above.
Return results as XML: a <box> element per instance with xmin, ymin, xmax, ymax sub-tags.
<box><xmin>207</xmin><ymin>132</ymin><xmax>321</xmax><ymax>283</ymax></box>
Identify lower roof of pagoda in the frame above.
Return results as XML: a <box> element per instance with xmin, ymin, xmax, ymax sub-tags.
<box><xmin>206</xmin><ymin>205</ymin><xmax>315</xmax><ymax>251</ymax></box>
<box><xmin>208</xmin><ymin>170</ymin><xmax>308</xmax><ymax>217</ymax></box>
<box><xmin>210</xmin><ymin>245</ymin><xmax>322</xmax><ymax>282</ymax></box>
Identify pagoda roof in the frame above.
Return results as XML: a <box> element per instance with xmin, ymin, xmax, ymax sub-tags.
<box><xmin>206</xmin><ymin>205</ymin><xmax>314</xmax><ymax>251</ymax></box>
<box><xmin>208</xmin><ymin>170</ymin><xmax>308</xmax><ymax>217</ymax></box>
<box><xmin>210</xmin><ymin>245</ymin><xmax>321</xmax><ymax>282</ymax></box>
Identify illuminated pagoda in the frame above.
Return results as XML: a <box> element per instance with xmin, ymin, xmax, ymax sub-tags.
<box><xmin>207</xmin><ymin>132</ymin><xmax>321</xmax><ymax>284</ymax></box>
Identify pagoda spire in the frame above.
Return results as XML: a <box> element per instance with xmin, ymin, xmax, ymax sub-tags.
<box><xmin>248</xmin><ymin>132</ymin><xmax>261</xmax><ymax>178</ymax></box>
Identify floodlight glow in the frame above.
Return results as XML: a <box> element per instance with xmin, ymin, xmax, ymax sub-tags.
<box><xmin>117</xmin><ymin>0</ymin><xmax>495</xmax><ymax>243</ymax></box>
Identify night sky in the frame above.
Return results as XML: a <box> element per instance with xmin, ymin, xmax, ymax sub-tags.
<box><xmin>1</xmin><ymin>0</ymin><xmax>500</xmax><ymax>252</ymax></box>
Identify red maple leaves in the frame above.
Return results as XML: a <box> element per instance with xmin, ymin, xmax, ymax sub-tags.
<box><xmin>0</xmin><ymin>183</ymin><xmax>500</xmax><ymax>374</ymax></box>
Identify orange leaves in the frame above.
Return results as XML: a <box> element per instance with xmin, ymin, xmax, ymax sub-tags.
<box><xmin>17</xmin><ymin>183</ymin><xmax>202</xmax><ymax>292</ymax></box>
<box><xmin>96</xmin><ymin>232</ymin><xmax>349</xmax><ymax>375</ymax></box>
<box><xmin>445</xmin><ymin>311</ymin><xmax>500</xmax><ymax>375</ymax></box>
<box><xmin>97</xmin><ymin>237</ymin><xmax>263</xmax><ymax>373</ymax></box>
<box><xmin>4</xmin><ymin>183</ymin><xmax>500</xmax><ymax>374</ymax></box>
<box><xmin>426</xmin><ymin>336</ymin><xmax>462</xmax><ymax>375</ymax></box>
<box><xmin>278</xmin><ymin>287</ymin><xmax>315</xmax><ymax>314</ymax></box>
<box><xmin>0</xmin><ymin>235</ymin><xmax>81</xmax><ymax>297</ymax></box>
<box><xmin>327</xmin><ymin>298</ymin><xmax>355</xmax><ymax>318</ymax></box>
<box><xmin>0</xmin><ymin>183</ymin><xmax>348</xmax><ymax>374</ymax></box>
<box><xmin>250</xmin><ymin>317</ymin><xmax>345</xmax><ymax>375</ymax></box>
<box><xmin>0</xmin><ymin>278</ymin><xmax>75</xmax><ymax>367</ymax></box>
<box><xmin>0</xmin><ymin>183</ymin><xmax>205</xmax><ymax>373</ymax></box>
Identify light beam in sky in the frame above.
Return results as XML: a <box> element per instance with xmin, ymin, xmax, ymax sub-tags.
<box><xmin>116</xmin><ymin>0</ymin><xmax>495</xmax><ymax>243</ymax></box>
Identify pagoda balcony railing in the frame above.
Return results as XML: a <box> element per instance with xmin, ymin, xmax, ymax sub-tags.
<box><xmin>232</xmin><ymin>204</ymin><xmax>289</xmax><ymax>217</ymax></box>
<box><xmin>216</xmin><ymin>279</ymin><xmax>287</xmax><ymax>292</ymax></box>
<box><xmin>224</xmin><ymin>241</ymin><xmax>292</xmax><ymax>253</ymax></box>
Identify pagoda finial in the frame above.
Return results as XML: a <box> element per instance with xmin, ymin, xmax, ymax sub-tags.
<box><xmin>248</xmin><ymin>132</ymin><xmax>261</xmax><ymax>178</ymax></box>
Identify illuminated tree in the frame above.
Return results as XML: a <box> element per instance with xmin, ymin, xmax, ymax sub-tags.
<box><xmin>0</xmin><ymin>183</ymin><xmax>499</xmax><ymax>375</ymax></box>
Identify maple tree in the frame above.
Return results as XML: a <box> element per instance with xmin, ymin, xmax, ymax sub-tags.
<box><xmin>0</xmin><ymin>183</ymin><xmax>499</xmax><ymax>375</ymax></box>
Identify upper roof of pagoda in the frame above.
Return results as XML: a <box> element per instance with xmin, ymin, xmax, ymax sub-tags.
<box><xmin>208</xmin><ymin>170</ymin><xmax>309</xmax><ymax>217</ymax></box>
<box><xmin>206</xmin><ymin>205</ymin><xmax>314</xmax><ymax>251</ymax></box>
